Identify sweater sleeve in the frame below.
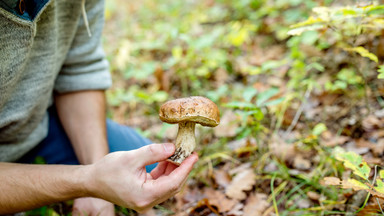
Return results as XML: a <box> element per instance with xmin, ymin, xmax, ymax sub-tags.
<box><xmin>54</xmin><ymin>0</ymin><xmax>112</xmax><ymax>93</ymax></box>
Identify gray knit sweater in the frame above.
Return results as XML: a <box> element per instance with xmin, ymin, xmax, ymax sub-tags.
<box><xmin>0</xmin><ymin>0</ymin><xmax>112</xmax><ymax>162</ymax></box>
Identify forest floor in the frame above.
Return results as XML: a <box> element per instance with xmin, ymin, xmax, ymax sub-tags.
<box><xmin>26</xmin><ymin>0</ymin><xmax>384</xmax><ymax>215</ymax></box>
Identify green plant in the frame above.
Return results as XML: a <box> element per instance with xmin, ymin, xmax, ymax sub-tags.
<box><xmin>225</xmin><ymin>87</ymin><xmax>285</xmax><ymax>139</ymax></box>
<box><xmin>288</xmin><ymin>3</ymin><xmax>384</xmax><ymax>98</ymax></box>
<box><xmin>324</xmin><ymin>147</ymin><xmax>384</xmax><ymax>214</ymax></box>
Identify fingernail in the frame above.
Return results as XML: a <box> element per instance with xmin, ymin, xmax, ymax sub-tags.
<box><xmin>163</xmin><ymin>143</ymin><xmax>174</xmax><ymax>153</ymax></box>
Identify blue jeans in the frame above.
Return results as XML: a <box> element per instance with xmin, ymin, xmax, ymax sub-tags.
<box><xmin>18</xmin><ymin>107</ymin><xmax>157</xmax><ymax>172</ymax></box>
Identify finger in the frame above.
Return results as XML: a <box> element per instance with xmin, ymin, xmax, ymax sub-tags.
<box><xmin>164</xmin><ymin>162</ymin><xmax>178</xmax><ymax>175</ymax></box>
<box><xmin>133</xmin><ymin>143</ymin><xmax>175</xmax><ymax>167</ymax></box>
<box><xmin>168</xmin><ymin>152</ymin><xmax>198</xmax><ymax>180</ymax></box>
<box><xmin>150</xmin><ymin>161</ymin><xmax>168</xmax><ymax>179</ymax></box>
<box><xmin>148</xmin><ymin>152</ymin><xmax>198</xmax><ymax>195</ymax></box>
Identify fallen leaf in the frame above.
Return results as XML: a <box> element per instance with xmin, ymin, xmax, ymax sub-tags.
<box><xmin>345</xmin><ymin>141</ymin><xmax>370</xmax><ymax>155</ymax></box>
<box><xmin>370</xmin><ymin>129</ymin><xmax>384</xmax><ymax>139</ymax></box>
<box><xmin>214</xmin><ymin>110</ymin><xmax>239</xmax><ymax>137</ymax></box>
<box><xmin>270</xmin><ymin>140</ymin><xmax>296</xmax><ymax>162</ymax></box>
<box><xmin>372</xmin><ymin>139</ymin><xmax>384</xmax><ymax>156</ymax></box>
<box><xmin>204</xmin><ymin>188</ymin><xmax>237</xmax><ymax>213</ymax></box>
<box><xmin>375</xmin><ymin>109</ymin><xmax>384</xmax><ymax>118</ymax></box>
<box><xmin>307</xmin><ymin>191</ymin><xmax>321</xmax><ymax>201</ymax></box>
<box><xmin>322</xmin><ymin>177</ymin><xmax>369</xmax><ymax>191</ymax></box>
<box><xmin>213</xmin><ymin>169</ymin><xmax>231</xmax><ymax>188</ymax></box>
<box><xmin>226</xmin><ymin>202</ymin><xmax>244</xmax><ymax>216</ymax></box>
<box><xmin>225</xmin><ymin>168</ymin><xmax>256</xmax><ymax>200</ymax></box>
<box><xmin>296</xmin><ymin>197</ymin><xmax>312</xmax><ymax>209</ymax></box>
<box><xmin>293</xmin><ymin>155</ymin><xmax>311</xmax><ymax>170</ymax></box>
<box><xmin>321</xmin><ymin>134</ymin><xmax>349</xmax><ymax>147</ymax></box>
<box><xmin>243</xmin><ymin>193</ymin><xmax>270</xmax><ymax>216</ymax></box>
<box><xmin>227</xmin><ymin>138</ymin><xmax>256</xmax><ymax>151</ymax></box>
<box><xmin>214</xmin><ymin>67</ymin><xmax>229</xmax><ymax>87</ymax></box>
<box><xmin>363</xmin><ymin>115</ymin><xmax>382</xmax><ymax>131</ymax></box>
<box><xmin>228</xmin><ymin>162</ymin><xmax>252</xmax><ymax>175</ymax></box>
<box><xmin>355</xmin><ymin>138</ymin><xmax>375</xmax><ymax>148</ymax></box>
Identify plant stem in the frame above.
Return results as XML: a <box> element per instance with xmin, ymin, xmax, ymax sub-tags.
<box><xmin>271</xmin><ymin>173</ymin><xmax>280</xmax><ymax>216</ymax></box>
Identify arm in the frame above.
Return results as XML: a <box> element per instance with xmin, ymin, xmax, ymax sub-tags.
<box><xmin>55</xmin><ymin>90</ymin><xmax>108</xmax><ymax>164</ymax></box>
<box><xmin>0</xmin><ymin>143</ymin><xmax>198</xmax><ymax>214</ymax></box>
<box><xmin>55</xmin><ymin>90</ymin><xmax>114</xmax><ymax>215</ymax></box>
<box><xmin>0</xmin><ymin>163</ymin><xmax>87</xmax><ymax>213</ymax></box>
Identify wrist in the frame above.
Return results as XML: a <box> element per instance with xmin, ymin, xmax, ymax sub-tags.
<box><xmin>73</xmin><ymin>140</ymin><xmax>109</xmax><ymax>164</ymax></box>
<box><xmin>76</xmin><ymin>164</ymin><xmax>95</xmax><ymax>198</ymax></box>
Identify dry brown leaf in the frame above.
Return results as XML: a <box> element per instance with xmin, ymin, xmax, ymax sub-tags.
<box><xmin>226</xmin><ymin>202</ymin><xmax>244</xmax><ymax>216</ymax></box>
<box><xmin>372</xmin><ymin>139</ymin><xmax>384</xmax><ymax>156</ymax></box>
<box><xmin>228</xmin><ymin>162</ymin><xmax>252</xmax><ymax>176</ymax></box>
<box><xmin>293</xmin><ymin>155</ymin><xmax>311</xmax><ymax>170</ymax></box>
<box><xmin>307</xmin><ymin>191</ymin><xmax>321</xmax><ymax>201</ymax></box>
<box><xmin>322</xmin><ymin>177</ymin><xmax>370</xmax><ymax>191</ymax></box>
<box><xmin>363</xmin><ymin>115</ymin><xmax>382</xmax><ymax>131</ymax></box>
<box><xmin>204</xmin><ymin>188</ymin><xmax>237</xmax><ymax>213</ymax></box>
<box><xmin>370</xmin><ymin>129</ymin><xmax>384</xmax><ymax>139</ymax></box>
<box><xmin>296</xmin><ymin>198</ymin><xmax>312</xmax><ymax>209</ymax></box>
<box><xmin>243</xmin><ymin>193</ymin><xmax>270</xmax><ymax>216</ymax></box>
<box><xmin>214</xmin><ymin>67</ymin><xmax>229</xmax><ymax>87</ymax></box>
<box><xmin>214</xmin><ymin>110</ymin><xmax>239</xmax><ymax>137</ymax></box>
<box><xmin>270</xmin><ymin>140</ymin><xmax>296</xmax><ymax>162</ymax></box>
<box><xmin>213</xmin><ymin>169</ymin><xmax>231</xmax><ymax>188</ymax></box>
<box><xmin>225</xmin><ymin>168</ymin><xmax>256</xmax><ymax>200</ymax></box>
<box><xmin>356</xmin><ymin>138</ymin><xmax>375</xmax><ymax>148</ymax></box>
<box><xmin>321</xmin><ymin>135</ymin><xmax>349</xmax><ymax>147</ymax></box>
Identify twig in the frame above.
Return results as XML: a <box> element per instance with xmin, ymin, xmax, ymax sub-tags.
<box><xmin>285</xmin><ymin>88</ymin><xmax>311</xmax><ymax>136</ymax></box>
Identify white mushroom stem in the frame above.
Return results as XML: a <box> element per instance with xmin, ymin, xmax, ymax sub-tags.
<box><xmin>168</xmin><ymin>121</ymin><xmax>196</xmax><ymax>165</ymax></box>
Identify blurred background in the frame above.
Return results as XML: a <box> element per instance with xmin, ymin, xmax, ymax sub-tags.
<box><xmin>100</xmin><ymin>0</ymin><xmax>384</xmax><ymax>215</ymax></box>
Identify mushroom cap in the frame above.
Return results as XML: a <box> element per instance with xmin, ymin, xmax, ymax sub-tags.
<box><xmin>159</xmin><ymin>96</ymin><xmax>220</xmax><ymax>127</ymax></box>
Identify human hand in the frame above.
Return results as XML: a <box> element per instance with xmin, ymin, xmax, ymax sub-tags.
<box><xmin>84</xmin><ymin>143</ymin><xmax>198</xmax><ymax>213</ymax></box>
<box><xmin>72</xmin><ymin>197</ymin><xmax>114</xmax><ymax>216</ymax></box>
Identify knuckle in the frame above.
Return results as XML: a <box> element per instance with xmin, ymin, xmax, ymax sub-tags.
<box><xmin>169</xmin><ymin>183</ymin><xmax>179</xmax><ymax>192</ymax></box>
<box><xmin>147</xmin><ymin>144</ymin><xmax>157</xmax><ymax>155</ymax></box>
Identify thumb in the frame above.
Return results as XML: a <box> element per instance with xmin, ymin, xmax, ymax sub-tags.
<box><xmin>134</xmin><ymin>143</ymin><xmax>175</xmax><ymax>167</ymax></box>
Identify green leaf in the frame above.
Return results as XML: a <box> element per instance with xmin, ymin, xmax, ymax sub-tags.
<box><xmin>290</xmin><ymin>16</ymin><xmax>325</xmax><ymax>29</ymax></box>
<box><xmin>301</xmin><ymin>30</ymin><xmax>319</xmax><ymax>45</ymax></box>
<box><xmin>334</xmin><ymin>147</ymin><xmax>371</xmax><ymax>180</ymax></box>
<box><xmin>340</xmin><ymin>8</ymin><xmax>358</xmax><ymax>16</ymax></box>
<box><xmin>224</xmin><ymin>101</ymin><xmax>258</xmax><ymax>110</ymax></box>
<box><xmin>344</xmin><ymin>46</ymin><xmax>378</xmax><ymax>63</ymax></box>
<box><xmin>243</xmin><ymin>109</ymin><xmax>264</xmax><ymax>121</ymax></box>
<box><xmin>287</xmin><ymin>24</ymin><xmax>324</xmax><ymax>36</ymax></box>
<box><xmin>263</xmin><ymin>97</ymin><xmax>285</xmax><ymax>106</ymax></box>
<box><xmin>347</xmin><ymin>178</ymin><xmax>370</xmax><ymax>190</ymax></box>
<box><xmin>172</xmin><ymin>46</ymin><xmax>183</xmax><ymax>60</ymax></box>
<box><xmin>379</xmin><ymin>170</ymin><xmax>384</xmax><ymax>179</ymax></box>
<box><xmin>313</xmin><ymin>123</ymin><xmax>327</xmax><ymax>136</ymax></box>
<box><xmin>378</xmin><ymin>65</ymin><xmax>384</xmax><ymax>79</ymax></box>
<box><xmin>375</xmin><ymin>179</ymin><xmax>384</xmax><ymax>194</ymax></box>
<box><xmin>256</xmin><ymin>88</ymin><xmax>280</xmax><ymax>106</ymax></box>
<box><xmin>367</xmin><ymin>5</ymin><xmax>384</xmax><ymax>15</ymax></box>
<box><xmin>243</xmin><ymin>87</ymin><xmax>258</xmax><ymax>103</ymax></box>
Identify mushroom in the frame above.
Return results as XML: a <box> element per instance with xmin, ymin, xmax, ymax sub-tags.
<box><xmin>159</xmin><ymin>96</ymin><xmax>220</xmax><ymax>165</ymax></box>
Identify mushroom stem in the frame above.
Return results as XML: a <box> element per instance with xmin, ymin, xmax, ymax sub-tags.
<box><xmin>168</xmin><ymin>121</ymin><xmax>196</xmax><ymax>165</ymax></box>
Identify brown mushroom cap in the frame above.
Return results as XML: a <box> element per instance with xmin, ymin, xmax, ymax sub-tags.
<box><xmin>159</xmin><ymin>96</ymin><xmax>220</xmax><ymax>127</ymax></box>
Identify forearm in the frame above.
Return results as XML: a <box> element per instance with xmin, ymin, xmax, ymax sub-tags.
<box><xmin>55</xmin><ymin>90</ymin><xmax>109</xmax><ymax>164</ymax></box>
<box><xmin>0</xmin><ymin>163</ymin><xmax>88</xmax><ymax>214</ymax></box>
